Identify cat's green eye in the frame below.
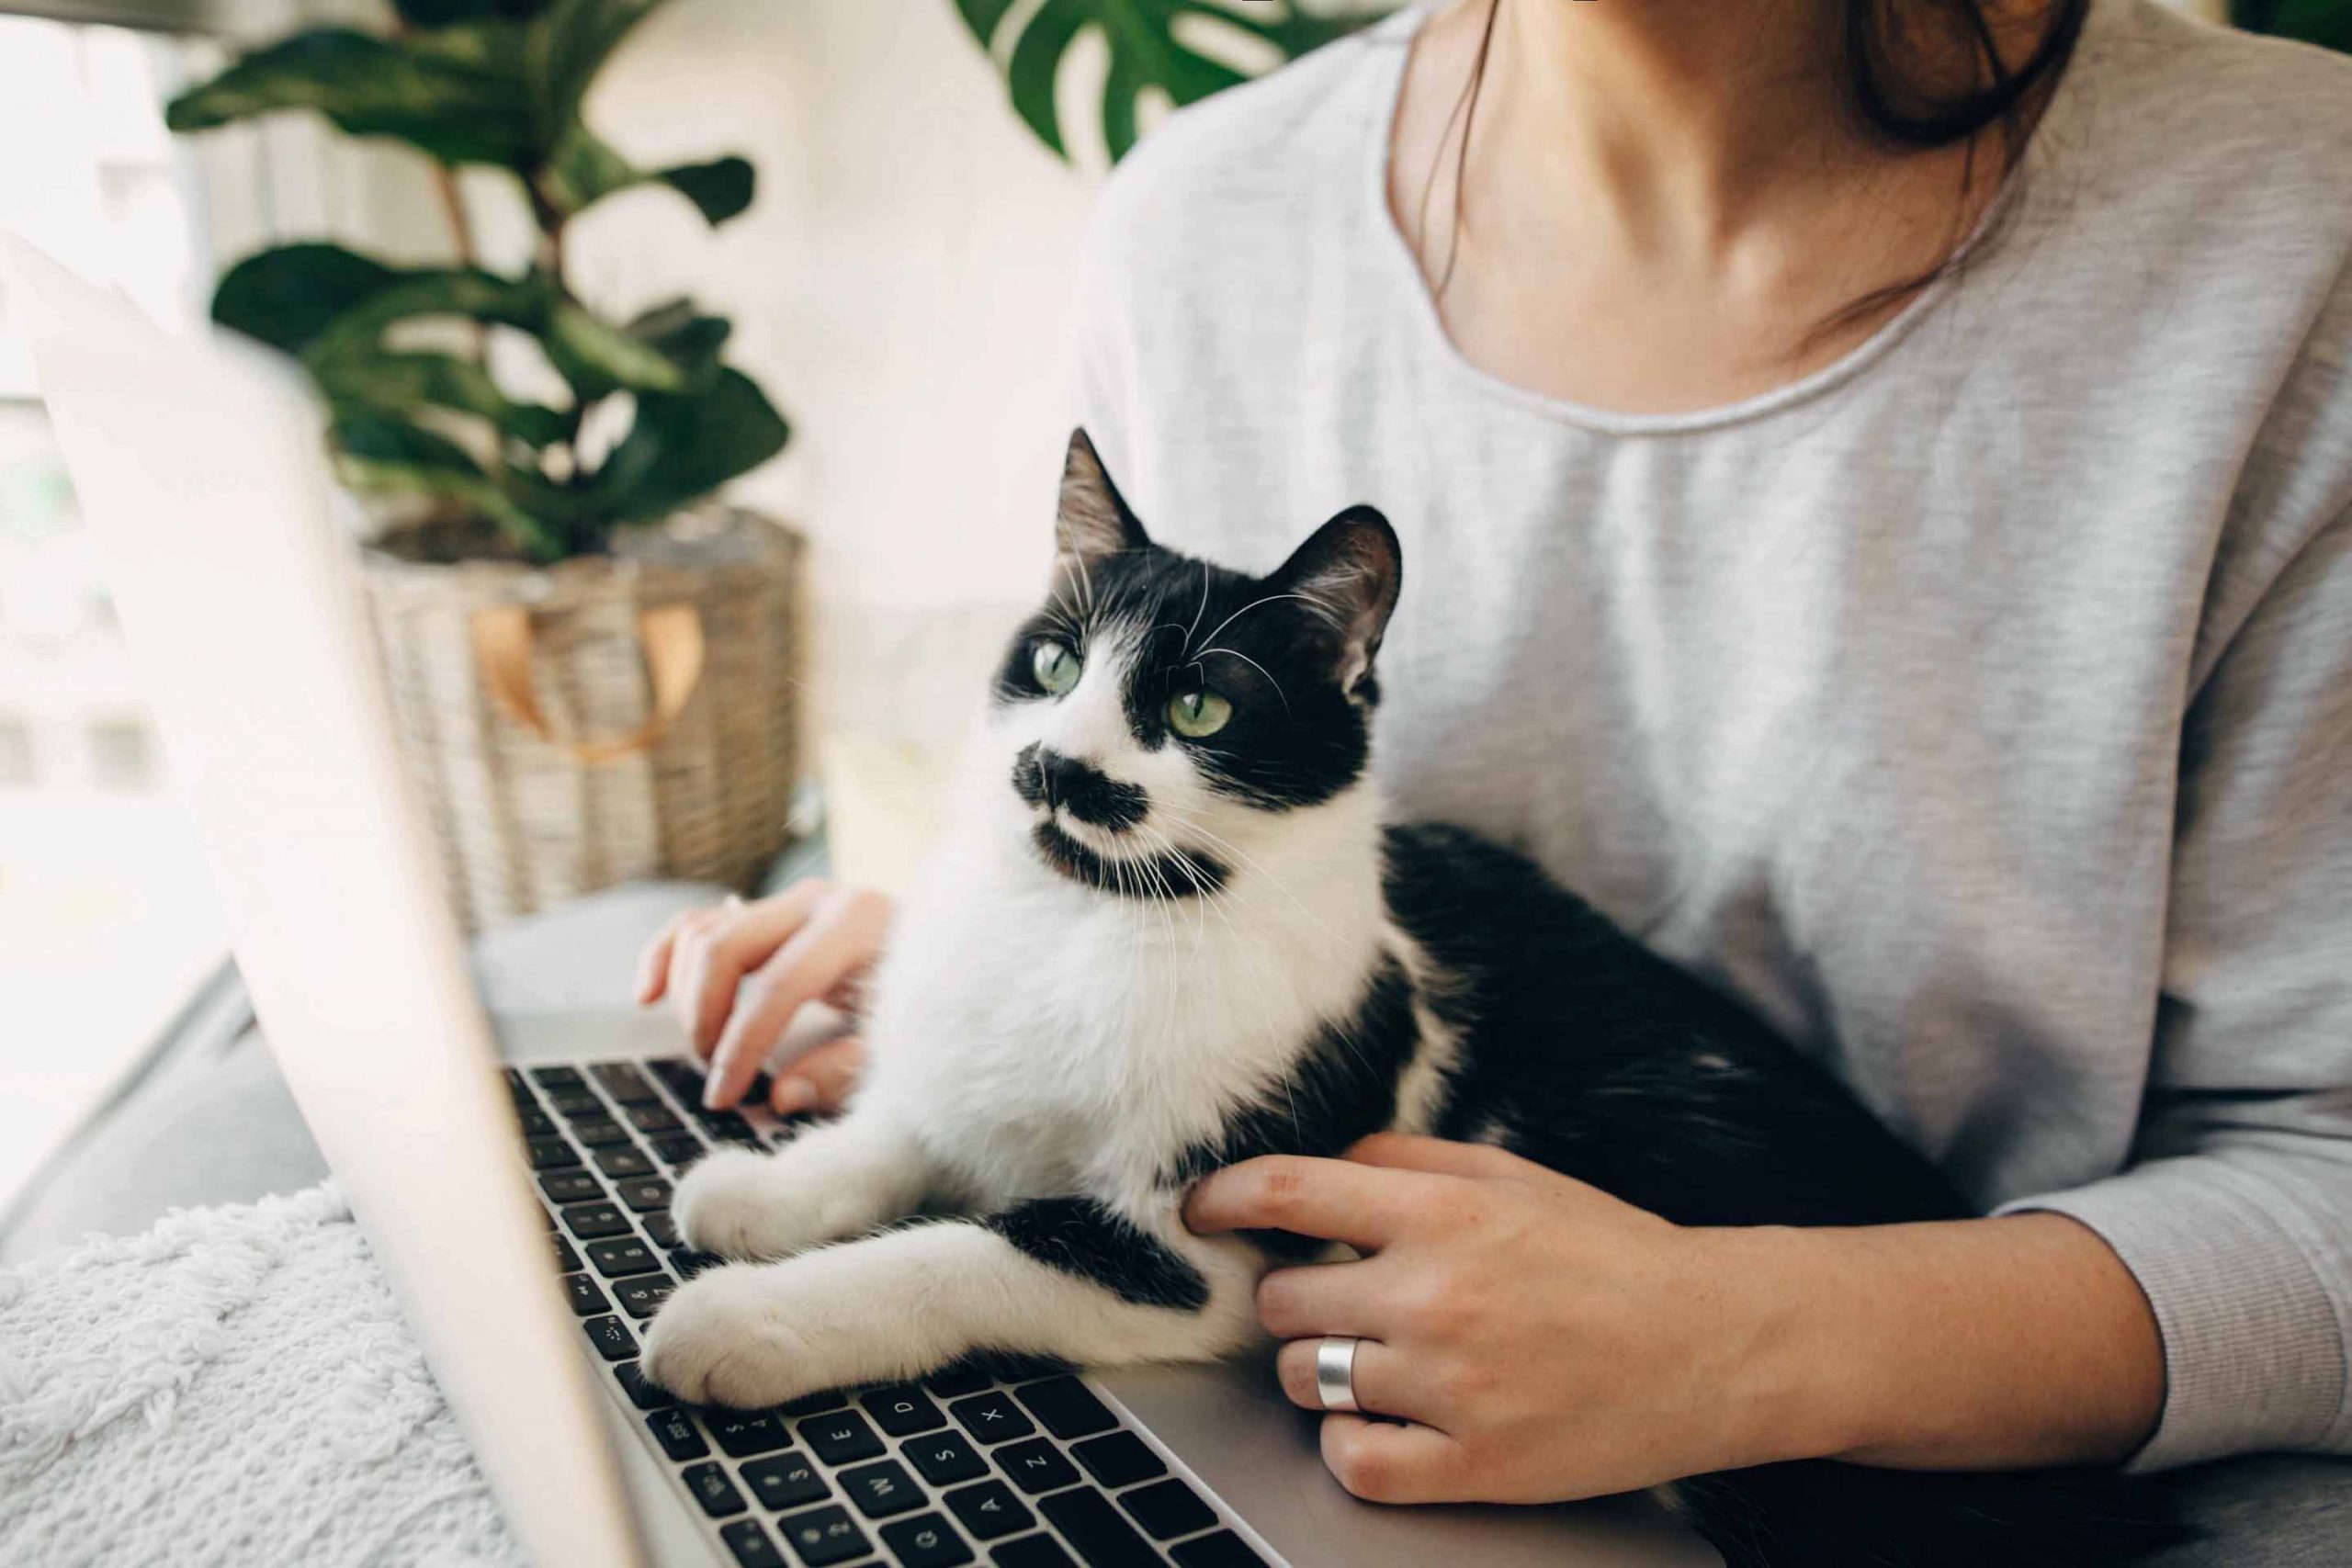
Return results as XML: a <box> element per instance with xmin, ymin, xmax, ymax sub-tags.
<box><xmin>1167</xmin><ymin>689</ymin><xmax>1232</xmax><ymax>739</ymax></box>
<box><xmin>1032</xmin><ymin>639</ymin><xmax>1081</xmax><ymax>695</ymax></box>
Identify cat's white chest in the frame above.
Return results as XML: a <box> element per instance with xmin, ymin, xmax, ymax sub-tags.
<box><xmin>854</xmin><ymin>822</ymin><xmax>1388</xmax><ymax>1209</ymax></box>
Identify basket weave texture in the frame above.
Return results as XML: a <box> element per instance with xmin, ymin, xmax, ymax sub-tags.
<box><xmin>365</xmin><ymin>512</ymin><xmax>802</xmax><ymax>931</ymax></box>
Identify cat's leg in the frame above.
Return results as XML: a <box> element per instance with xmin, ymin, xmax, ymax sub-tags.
<box><xmin>672</xmin><ymin>1112</ymin><xmax>934</xmax><ymax>1262</ymax></box>
<box><xmin>641</xmin><ymin>1197</ymin><xmax>1264</xmax><ymax>1406</ymax></box>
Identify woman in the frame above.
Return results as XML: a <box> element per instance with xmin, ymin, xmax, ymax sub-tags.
<box><xmin>641</xmin><ymin>0</ymin><xmax>2352</xmax><ymax>1556</ymax></box>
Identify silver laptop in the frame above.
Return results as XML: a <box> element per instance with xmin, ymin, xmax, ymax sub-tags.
<box><xmin>4</xmin><ymin>236</ymin><xmax>1713</xmax><ymax>1568</ymax></box>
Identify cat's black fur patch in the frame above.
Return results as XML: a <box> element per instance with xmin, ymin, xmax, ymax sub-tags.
<box><xmin>1012</xmin><ymin>742</ymin><xmax>1148</xmax><ymax>830</ymax></box>
<box><xmin>983</xmin><ymin>1198</ymin><xmax>1210</xmax><ymax>1312</ymax></box>
<box><xmin>1030</xmin><ymin>819</ymin><xmax>1228</xmax><ymax>900</ymax></box>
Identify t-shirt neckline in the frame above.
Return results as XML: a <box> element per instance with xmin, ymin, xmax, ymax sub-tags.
<box><xmin>1354</xmin><ymin>1</ymin><xmax>2098</xmax><ymax>437</ymax></box>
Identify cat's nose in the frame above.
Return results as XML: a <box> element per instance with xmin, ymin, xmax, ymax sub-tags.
<box><xmin>1017</xmin><ymin>745</ymin><xmax>1147</xmax><ymax>831</ymax></box>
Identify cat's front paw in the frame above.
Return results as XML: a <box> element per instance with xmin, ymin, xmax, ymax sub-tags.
<box><xmin>639</xmin><ymin>1265</ymin><xmax>824</xmax><ymax>1407</ymax></box>
<box><xmin>672</xmin><ymin>1146</ymin><xmax>851</xmax><ymax>1261</ymax></box>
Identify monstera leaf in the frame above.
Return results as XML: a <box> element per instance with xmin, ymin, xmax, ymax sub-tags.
<box><xmin>2231</xmin><ymin>0</ymin><xmax>2352</xmax><ymax>51</ymax></box>
<box><xmin>954</xmin><ymin>0</ymin><xmax>1381</xmax><ymax>160</ymax></box>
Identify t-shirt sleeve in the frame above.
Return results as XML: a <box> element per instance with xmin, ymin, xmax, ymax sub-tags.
<box><xmin>1999</xmin><ymin>507</ymin><xmax>2352</xmax><ymax>1471</ymax></box>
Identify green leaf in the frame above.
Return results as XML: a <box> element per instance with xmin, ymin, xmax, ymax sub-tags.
<box><xmin>301</xmin><ymin>268</ymin><xmax>549</xmax><ymax>364</ymax></box>
<box><xmin>211</xmin><ymin>243</ymin><xmax>401</xmax><ymax>354</ymax></box>
<box><xmin>332</xmin><ymin>409</ymin><xmax>564</xmax><ymax>559</ymax></box>
<box><xmin>164</xmin><ymin>26</ymin><xmax>537</xmax><ymax>168</ymax></box>
<box><xmin>960</xmin><ymin>0</ymin><xmax>1386</xmax><ymax>163</ymax></box>
<box><xmin>2237</xmin><ymin>0</ymin><xmax>2352</xmax><ymax>51</ymax></box>
<box><xmin>527</xmin><ymin>0</ymin><xmax>664</xmax><ymax>136</ymax></box>
<box><xmin>588</xmin><ymin>367</ymin><xmax>787</xmax><ymax>524</ymax></box>
<box><xmin>395</xmin><ymin>0</ymin><xmax>555</xmax><ymax>23</ymax></box>
<box><xmin>543</xmin><ymin>126</ymin><xmax>755</xmax><ymax>223</ymax></box>
<box><xmin>627</xmin><ymin>299</ymin><xmax>731</xmax><ymax>385</ymax></box>
<box><xmin>542</xmin><ymin>298</ymin><xmax>690</xmax><ymax>398</ymax></box>
<box><xmin>314</xmin><ymin>349</ymin><xmax>570</xmax><ymax>447</ymax></box>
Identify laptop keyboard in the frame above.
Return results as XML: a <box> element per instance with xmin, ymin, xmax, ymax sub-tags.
<box><xmin>509</xmin><ymin>1059</ymin><xmax>1273</xmax><ymax>1568</ymax></box>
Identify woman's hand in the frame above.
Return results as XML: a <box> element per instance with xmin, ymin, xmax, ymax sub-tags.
<box><xmin>635</xmin><ymin>880</ymin><xmax>892</xmax><ymax>1113</ymax></box>
<box><xmin>1185</xmin><ymin>1134</ymin><xmax>2165</xmax><ymax>1505</ymax></box>
<box><xmin>1183</xmin><ymin>1134</ymin><xmax>1805</xmax><ymax>1504</ymax></box>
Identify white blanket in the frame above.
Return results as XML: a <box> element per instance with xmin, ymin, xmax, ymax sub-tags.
<box><xmin>0</xmin><ymin>1184</ymin><xmax>522</xmax><ymax>1568</ymax></box>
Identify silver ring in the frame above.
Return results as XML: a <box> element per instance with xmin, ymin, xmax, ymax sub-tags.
<box><xmin>1313</xmin><ymin>1335</ymin><xmax>1362</xmax><ymax>1413</ymax></box>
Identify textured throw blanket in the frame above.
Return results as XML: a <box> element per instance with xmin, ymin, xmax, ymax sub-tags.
<box><xmin>0</xmin><ymin>1184</ymin><xmax>522</xmax><ymax>1568</ymax></box>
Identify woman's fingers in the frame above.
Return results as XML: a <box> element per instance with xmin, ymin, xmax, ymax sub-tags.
<box><xmin>704</xmin><ymin>890</ymin><xmax>892</xmax><ymax>1109</ymax></box>
<box><xmin>1345</xmin><ymin>1131</ymin><xmax>1532</xmax><ymax>1182</ymax></box>
<box><xmin>1317</xmin><ymin>1414</ymin><xmax>1474</xmax><ymax>1505</ymax></box>
<box><xmin>1183</xmin><ymin>1155</ymin><xmax>1443</xmax><ymax>1251</ymax></box>
<box><xmin>1253</xmin><ymin>1258</ymin><xmax>1389</xmax><ymax>1339</ymax></box>
<box><xmin>1273</xmin><ymin>1335</ymin><xmax>1430</xmax><ymax>1423</ymax></box>
<box><xmin>635</xmin><ymin>911</ymin><xmax>686</xmax><ymax>1004</ymax></box>
<box><xmin>769</xmin><ymin>1035</ymin><xmax>866</xmax><ymax>1115</ymax></box>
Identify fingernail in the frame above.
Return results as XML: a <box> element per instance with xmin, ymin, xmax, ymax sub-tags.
<box><xmin>702</xmin><ymin>1079</ymin><xmax>724</xmax><ymax>1111</ymax></box>
<box><xmin>771</xmin><ymin>1077</ymin><xmax>815</xmax><ymax>1113</ymax></box>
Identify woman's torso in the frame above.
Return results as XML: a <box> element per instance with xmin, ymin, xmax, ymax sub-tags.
<box><xmin>1071</xmin><ymin>0</ymin><xmax>2352</xmax><ymax>1208</ymax></box>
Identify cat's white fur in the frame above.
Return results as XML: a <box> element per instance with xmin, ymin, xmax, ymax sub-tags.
<box><xmin>642</xmin><ymin>612</ymin><xmax>1436</xmax><ymax>1406</ymax></box>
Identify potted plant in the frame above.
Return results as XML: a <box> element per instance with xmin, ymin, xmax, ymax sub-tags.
<box><xmin>165</xmin><ymin>0</ymin><xmax>801</xmax><ymax>931</ymax></box>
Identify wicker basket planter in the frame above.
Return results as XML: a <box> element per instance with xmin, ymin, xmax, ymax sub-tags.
<box><xmin>365</xmin><ymin>510</ymin><xmax>804</xmax><ymax>931</ymax></box>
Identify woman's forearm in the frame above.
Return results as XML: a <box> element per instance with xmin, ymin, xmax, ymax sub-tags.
<box><xmin>1727</xmin><ymin>1212</ymin><xmax>2165</xmax><ymax>1471</ymax></box>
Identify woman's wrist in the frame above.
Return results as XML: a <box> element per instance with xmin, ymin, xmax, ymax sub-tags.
<box><xmin>1698</xmin><ymin>1214</ymin><xmax>2166</xmax><ymax>1473</ymax></box>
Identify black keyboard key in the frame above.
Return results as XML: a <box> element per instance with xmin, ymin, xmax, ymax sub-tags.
<box><xmin>883</xmin><ymin>1512</ymin><xmax>974</xmax><ymax>1567</ymax></box>
<box><xmin>700</xmin><ymin>1109</ymin><xmax>756</xmax><ymax>1141</ymax></box>
<box><xmin>614</xmin><ymin>1361</ymin><xmax>668</xmax><ymax>1410</ymax></box>
<box><xmin>529</xmin><ymin>1065</ymin><xmax>584</xmax><ymax>1089</ymax></box>
<box><xmin>1069</xmin><ymin>1432</ymin><xmax>1164</xmax><ymax>1488</ymax></box>
<box><xmin>526</xmin><ymin>1136</ymin><xmax>582</xmax><ymax>1171</ymax></box>
<box><xmin>649</xmin><ymin>1057</ymin><xmax>706</xmax><ymax>1099</ymax></box>
<box><xmin>775</xmin><ymin>1504</ymin><xmax>868</xmax><ymax>1565</ymax></box>
<box><xmin>546</xmin><ymin>1087</ymin><xmax>605</xmax><ymax>1119</ymax></box>
<box><xmin>991</xmin><ymin>1534</ymin><xmax>1078</xmax><ymax>1567</ymax></box>
<box><xmin>948</xmin><ymin>1393</ymin><xmax>1035</xmax><ymax>1445</ymax></box>
<box><xmin>994</xmin><ymin>1438</ymin><xmax>1077</xmax><ymax>1495</ymax></box>
<box><xmin>720</xmin><ymin>1518</ymin><xmax>786</xmax><ymax>1568</ymax></box>
<box><xmin>504</xmin><ymin>1066</ymin><xmax>532</xmax><ymax>1097</ymax></box>
<box><xmin>612</xmin><ymin>1270</ymin><xmax>676</xmax><ymax>1318</ymax></box>
<box><xmin>582</xmin><ymin>1314</ymin><xmax>635</xmax><ymax>1360</ymax></box>
<box><xmin>863</xmin><ymin>1383</ymin><xmax>946</xmax><ymax>1436</ymax></box>
<box><xmin>570</xmin><ymin>1117</ymin><xmax>633</xmax><ymax>1148</ymax></box>
<box><xmin>707</xmin><ymin>1408</ymin><xmax>794</xmax><ymax>1458</ymax></box>
<box><xmin>651</xmin><ymin>1134</ymin><xmax>707</xmax><ymax>1169</ymax></box>
<box><xmin>616</xmin><ymin>1177</ymin><xmax>673</xmax><ymax>1213</ymax></box>
<box><xmin>1169</xmin><ymin>1532</ymin><xmax>1267</xmax><ymax>1568</ymax></box>
<box><xmin>1036</xmin><ymin>1488</ymin><xmax>1156</xmax><ymax>1568</ymax></box>
<box><xmin>561</xmin><ymin>1201</ymin><xmax>631</xmax><ymax>1240</ymax></box>
<box><xmin>593</xmin><ymin>1062</ymin><xmax>662</xmax><ymax>1105</ymax></box>
<box><xmin>562</xmin><ymin>1273</ymin><xmax>607</xmax><ymax>1316</ymax></box>
<box><xmin>944</xmin><ymin>1481</ymin><xmax>1032</xmax><ymax>1541</ymax></box>
<box><xmin>925</xmin><ymin>1362</ymin><xmax>993</xmax><ymax>1397</ymax></box>
<box><xmin>782</xmin><ymin>1387</ymin><xmax>849</xmax><ymax>1416</ymax></box>
<box><xmin>587</xmin><ymin>1236</ymin><xmax>658</xmax><ymax>1278</ymax></box>
<box><xmin>641</xmin><ymin>1211</ymin><xmax>683</xmax><ymax>1249</ymax></box>
<box><xmin>552</xmin><ymin>1235</ymin><xmax>582</xmax><ymax>1272</ymax></box>
<box><xmin>626</xmin><ymin>1104</ymin><xmax>684</xmax><ymax>1134</ymax></box>
<box><xmin>540</xmin><ymin>1170</ymin><xmax>603</xmax><ymax>1204</ymax></box>
<box><xmin>514</xmin><ymin>1105</ymin><xmax>556</xmax><ymax>1137</ymax></box>
<box><xmin>904</xmin><ymin>1428</ymin><xmax>989</xmax><ymax>1486</ymax></box>
<box><xmin>670</xmin><ymin>1247</ymin><xmax>722</xmax><ymax>1280</ymax></box>
<box><xmin>684</xmin><ymin>1460</ymin><xmax>749</xmax><ymax>1518</ymax></box>
<box><xmin>596</xmin><ymin>1145</ymin><xmax>656</xmax><ymax>1179</ymax></box>
<box><xmin>800</xmin><ymin>1408</ymin><xmax>884</xmax><ymax>1465</ymax></box>
<box><xmin>839</xmin><ymin>1459</ymin><xmax>924</xmax><ymax>1519</ymax></box>
<box><xmin>1012</xmin><ymin>1378</ymin><xmax>1115</xmax><ymax>1440</ymax></box>
<box><xmin>647</xmin><ymin>1406</ymin><xmax>709</xmax><ymax>1461</ymax></box>
<box><xmin>742</xmin><ymin>1450</ymin><xmax>830</xmax><ymax>1512</ymax></box>
<box><xmin>1120</xmin><ymin>1479</ymin><xmax>1215</xmax><ymax>1541</ymax></box>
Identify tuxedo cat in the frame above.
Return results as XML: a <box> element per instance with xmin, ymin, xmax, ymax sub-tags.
<box><xmin>641</xmin><ymin>431</ymin><xmax>2173</xmax><ymax>1568</ymax></box>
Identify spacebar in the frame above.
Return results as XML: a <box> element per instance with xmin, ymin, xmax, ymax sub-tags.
<box><xmin>1038</xmin><ymin>1487</ymin><xmax>1160</xmax><ymax>1565</ymax></box>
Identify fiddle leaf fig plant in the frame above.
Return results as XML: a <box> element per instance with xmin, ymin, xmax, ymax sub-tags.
<box><xmin>164</xmin><ymin>0</ymin><xmax>786</xmax><ymax>564</ymax></box>
<box><xmin>953</xmin><ymin>0</ymin><xmax>1384</xmax><ymax>161</ymax></box>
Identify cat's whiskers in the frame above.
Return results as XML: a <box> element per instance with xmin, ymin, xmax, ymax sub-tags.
<box><xmin>1195</xmin><ymin>647</ymin><xmax>1293</xmax><ymax>718</ymax></box>
<box><xmin>1148</xmin><ymin>800</ymin><xmax>1335</xmax><ymax>942</ymax></box>
<box><xmin>1191</xmin><ymin>592</ymin><xmax>1338</xmax><ymax>656</ymax></box>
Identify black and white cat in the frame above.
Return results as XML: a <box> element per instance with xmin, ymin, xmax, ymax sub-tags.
<box><xmin>641</xmin><ymin>431</ymin><xmax>2172</xmax><ymax>1568</ymax></box>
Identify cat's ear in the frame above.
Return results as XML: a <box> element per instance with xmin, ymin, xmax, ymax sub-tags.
<box><xmin>1055</xmin><ymin>428</ymin><xmax>1148</xmax><ymax>563</ymax></box>
<box><xmin>1272</xmin><ymin>505</ymin><xmax>1401</xmax><ymax>697</ymax></box>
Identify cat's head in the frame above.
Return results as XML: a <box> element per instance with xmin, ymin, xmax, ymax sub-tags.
<box><xmin>984</xmin><ymin>429</ymin><xmax>1400</xmax><ymax>898</ymax></box>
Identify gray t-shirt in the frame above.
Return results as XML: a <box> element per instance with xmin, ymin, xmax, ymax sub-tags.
<box><xmin>1073</xmin><ymin>0</ymin><xmax>2352</xmax><ymax>1472</ymax></box>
